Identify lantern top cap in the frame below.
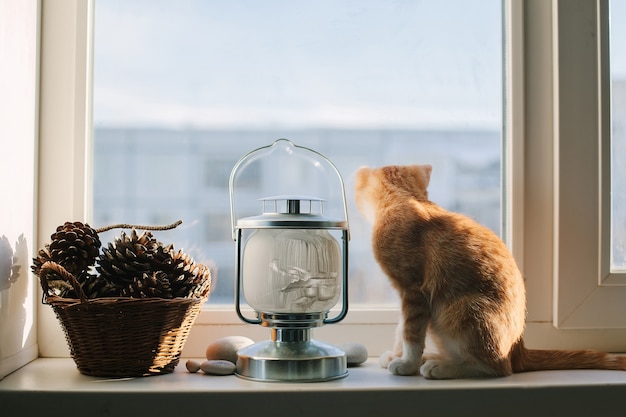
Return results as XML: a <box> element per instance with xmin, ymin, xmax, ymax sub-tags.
<box><xmin>260</xmin><ymin>195</ymin><xmax>325</xmax><ymax>202</ymax></box>
<box><xmin>260</xmin><ymin>195</ymin><xmax>326</xmax><ymax>215</ymax></box>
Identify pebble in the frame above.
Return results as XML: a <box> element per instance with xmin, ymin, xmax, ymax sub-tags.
<box><xmin>200</xmin><ymin>359</ymin><xmax>236</xmax><ymax>376</ymax></box>
<box><xmin>340</xmin><ymin>342</ymin><xmax>368</xmax><ymax>366</ymax></box>
<box><xmin>205</xmin><ymin>335</ymin><xmax>255</xmax><ymax>364</ymax></box>
<box><xmin>185</xmin><ymin>359</ymin><xmax>201</xmax><ymax>373</ymax></box>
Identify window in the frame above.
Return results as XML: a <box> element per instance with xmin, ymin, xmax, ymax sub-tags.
<box><xmin>92</xmin><ymin>0</ymin><xmax>503</xmax><ymax>306</ymax></box>
<box><xmin>36</xmin><ymin>0</ymin><xmax>626</xmax><ymax>358</ymax></box>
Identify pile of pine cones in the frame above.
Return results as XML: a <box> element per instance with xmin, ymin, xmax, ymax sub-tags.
<box><xmin>32</xmin><ymin>221</ymin><xmax>211</xmax><ymax>300</ymax></box>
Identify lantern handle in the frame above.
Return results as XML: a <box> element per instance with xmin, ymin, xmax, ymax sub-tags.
<box><xmin>234</xmin><ymin>228</ymin><xmax>262</xmax><ymax>325</ymax></box>
<box><xmin>229</xmin><ymin>139</ymin><xmax>350</xmax><ymax>241</ymax></box>
<box><xmin>323</xmin><ymin>229</ymin><xmax>349</xmax><ymax>325</ymax></box>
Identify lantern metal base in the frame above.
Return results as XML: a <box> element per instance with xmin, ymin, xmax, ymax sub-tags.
<box><xmin>235</xmin><ymin>328</ymin><xmax>347</xmax><ymax>382</ymax></box>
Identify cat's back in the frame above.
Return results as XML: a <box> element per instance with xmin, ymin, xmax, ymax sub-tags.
<box><xmin>356</xmin><ymin>162</ymin><xmax>516</xmax><ymax>269</ymax></box>
<box><xmin>370</xmin><ymin>197</ymin><xmax>449</xmax><ymax>275</ymax></box>
<box><xmin>374</xmin><ymin>197</ymin><xmax>519</xmax><ymax>284</ymax></box>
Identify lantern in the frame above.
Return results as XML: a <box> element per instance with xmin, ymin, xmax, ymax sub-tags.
<box><xmin>229</xmin><ymin>139</ymin><xmax>349</xmax><ymax>382</ymax></box>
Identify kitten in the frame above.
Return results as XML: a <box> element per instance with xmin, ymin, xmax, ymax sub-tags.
<box><xmin>355</xmin><ymin>164</ymin><xmax>626</xmax><ymax>379</ymax></box>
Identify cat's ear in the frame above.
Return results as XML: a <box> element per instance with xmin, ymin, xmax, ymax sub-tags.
<box><xmin>421</xmin><ymin>164</ymin><xmax>432</xmax><ymax>184</ymax></box>
<box><xmin>355</xmin><ymin>166</ymin><xmax>371</xmax><ymax>186</ymax></box>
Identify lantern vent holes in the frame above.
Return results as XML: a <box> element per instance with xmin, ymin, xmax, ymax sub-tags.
<box><xmin>260</xmin><ymin>195</ymin><xmax>325</xmax><ymax>216</ymax></box>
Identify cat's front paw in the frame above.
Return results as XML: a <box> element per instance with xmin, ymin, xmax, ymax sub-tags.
<box><xmin>421</xmin><ymin>359</ymin><xmax>462</xmax><ymax>379</ymax></box>
<box><xmin>379</xmin><ymin>350</ymin><xmax>396</xmax><ymax>368</ymax></box>
<box><xmin>388</xmin><ymin>357</ymin><xmax>420</xmax><ymax>376</ymax></box>
<box><xmin>420</xmin><ymin>359</ymin><xmax>442</xmax><ymax>379</ymax></box>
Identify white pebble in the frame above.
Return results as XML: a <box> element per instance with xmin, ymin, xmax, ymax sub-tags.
<box><xmin>185</xmin><ymin>359</ymin><xmax>201</xmax><ymax>373</ymax></box>
<box><xmin>200</xmin><ymin>360</ymin><xmax>236</xmax><ymax>376</ymax></box>
<box><xmin>205</xmin><ymin>336</ymin><xmax>255</xmax><ymax>364</ymax></box>
<box><xmin>340</xmin><ymin>342</ymin><xmax>368</xmax><ymax>366</ymax></box>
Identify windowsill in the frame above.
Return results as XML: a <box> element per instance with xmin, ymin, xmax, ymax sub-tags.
<box><xmin>2</xmin><ymin>358</ymin><xmax>626</xmax><ymax>417</ymax></box>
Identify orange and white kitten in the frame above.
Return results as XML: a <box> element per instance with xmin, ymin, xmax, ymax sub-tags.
<box><xmin>355</xmin><ymin>164</ymin><xmax>626</xmax><ymax>379</ymax></box>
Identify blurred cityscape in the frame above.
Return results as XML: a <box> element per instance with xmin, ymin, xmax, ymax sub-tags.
<box><xmin>612</xmin><ymin>81</ymin><xmax>626</xmax><ymax>270</ymax></box>
<box><xmin>93</xmin><ymin>128</ymin><xmax>501</xmax><ymax>304</ymax></box>
<box><xmin>90</xmin><ymin>1</ymin><xmax>626</xmax><ymax>306</ymax></box>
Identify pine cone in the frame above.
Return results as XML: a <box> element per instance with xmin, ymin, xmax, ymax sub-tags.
<box><xmin>32</xmin><ymin>222</ymin><xmax>102</xmax><ymax>277</ymax></box>
<box><xmin>96</xmin><ymin>229</ymin><xmax>161</xmax><ymax>291</ymax></box>
<box><xmin>152</xmin><ymin>245</ymin><xmax>211</xmax><ymax>298</ymax></box>
<box><xmin>120</xmin><ymin>271</ymin><xmax>173</xmax><ymax>298</ymax></box>
<box><xmin>185</xmin><ymin>263</ymin><xmax>211</xmax><ymax>298</ymax></box>
<box><xmin>82</xmin><ymin>273</ymin><xmax>118</xmax><ymax>298</ymax></box>
<box><xmin>31</xmin><ymin>246</ymin><xmax>52</xmax><ymax>275</ymax></box>
<box><xmin>31</xmin><ymin>222</ymin><xmax>101</xmax><ymax>298</ymax></box>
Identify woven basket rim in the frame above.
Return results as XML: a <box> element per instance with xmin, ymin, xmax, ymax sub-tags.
<box><xmin>45</xmin><ymin>294</ymin><xmax>207</xmax><ymax>306</ymax></box>
<box><xmin>38</xmin><ymin>260</ymin><xmax>211</xmax><ymax>304</ymax></box>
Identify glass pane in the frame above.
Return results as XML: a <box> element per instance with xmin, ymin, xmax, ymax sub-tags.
<box><xmin>611</xmin><ymin>0</ymin><xmax>626</xmax><ymax>271</ymax></box>
<box><xmin>93</xmin><ymin>0</ymin><xmax>503</xmax><ymax>305</ymax></box>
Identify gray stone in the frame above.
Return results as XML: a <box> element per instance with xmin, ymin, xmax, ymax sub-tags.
<box><xmin>340</xmin><ymin>342</ymin><xmax>368</xmax><ymax>366</ymax></box>
<box><xmin>205</xmin><ymin>336</ymin><xmax>255</xmax><ymax>364</ymax></box>
<box><xmin>200</xmin><ymin>360</ymin><xmax>236</xmax><ymax>376</ymax></box>
<box><xmin>185</xmin><ymin>359</ymin><xmax>201</xmax><ymax>373</ymax></box>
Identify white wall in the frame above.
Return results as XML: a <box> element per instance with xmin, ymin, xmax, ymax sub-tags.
<box><xmin>0</xmin><ymin>0</ymin><xmax>40</xmax><ymax>379</ymax></box>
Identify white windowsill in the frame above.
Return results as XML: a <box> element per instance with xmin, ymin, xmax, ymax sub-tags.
<box><xmin>2</xmin><ymin>358</ymin><xmax>626</xmax><ymax>417</ymax></box>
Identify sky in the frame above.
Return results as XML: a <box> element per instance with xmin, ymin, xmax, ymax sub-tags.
<box><xmin>93</xmin><ymin>0</ymin><xmax>503</xmax><ymax>130</ymax></box>
<box><xmin>93</xmin><ymin>0</ymin><xmax>626</xmax><ymax>130</ymax></box>
<box><xmin>611</xmin><ymin>0</ymin><xmax>626</xmax><ymax>79</ymax></box>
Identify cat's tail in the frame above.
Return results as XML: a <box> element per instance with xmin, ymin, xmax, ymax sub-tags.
<box><xmin>510</xmin><ymin>340</ymin><xmax>626</xmax><ymax>373</ymax></box>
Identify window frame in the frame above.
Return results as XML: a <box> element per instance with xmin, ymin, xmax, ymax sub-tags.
<box><xmin>36</xmin><ymin>0</ymin><xmax>626</xmax><ymax>358</ymax></box>
<box><xmin>551</xmin><ymin>0</ymin><xmax>626</xmax><ymax>329</ymax></box>
<box><xmin>37</xmin><ymin>0</ymin><xmax>95</xmax><ymax>356</ymax></box>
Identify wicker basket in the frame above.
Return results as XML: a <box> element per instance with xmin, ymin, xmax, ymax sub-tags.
<box><xmin>39</xmin><ymin>262</ymin><xmax>206</xmax><ymax>377</ymax></box>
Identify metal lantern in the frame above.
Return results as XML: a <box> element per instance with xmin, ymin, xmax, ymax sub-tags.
<box><xmin>229</xmin><ymin>139</ymin><xmax>349</xmax><ymax>382</ymax></box>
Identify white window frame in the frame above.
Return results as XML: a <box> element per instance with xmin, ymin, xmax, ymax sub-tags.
<box><xmin>515</xmin><ymin>0</ymin><xmax>626</xmax><ymax>349</ymax></box>
<box><xmin>36</xmin><ymin>0</ymin><xmax>626</xmax><ymax>358</ymax></box>
<box><xmin>551</xmin><ymin>0</ymin><xmax>626</xmax><ymax>329</ymax></box>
